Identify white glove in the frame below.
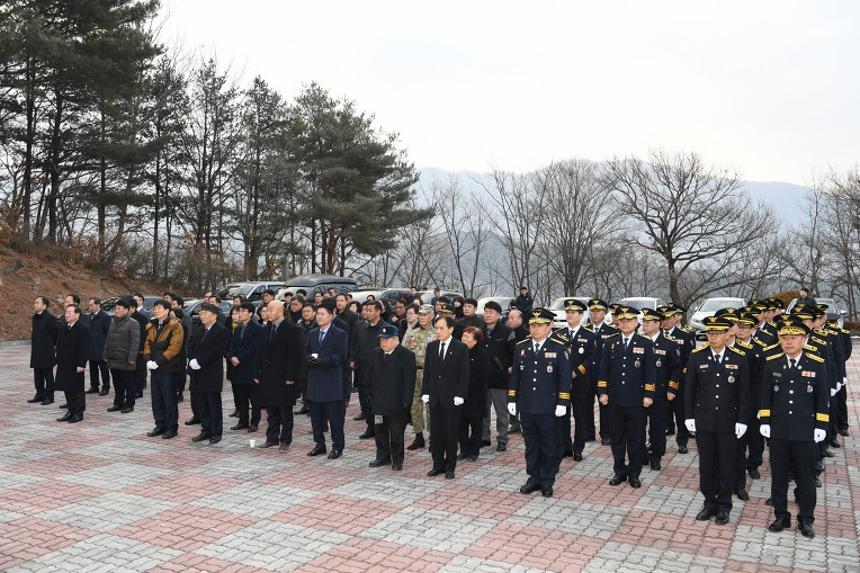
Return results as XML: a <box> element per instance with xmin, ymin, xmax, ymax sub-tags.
<box><xmin>813</xmin><ymin>428</ymin><xmax>826</xmax><ymax>443</ymax></box>
<box><xmin>146</xmin><ymin>360</ymin><xmax>158</xmax><ymax>371</ymax></box>
<box><xmin>831</xmin><ymin>387</ymin><xmax>837</xmax><ymax>397</ymax></box>
<box><xmin>760</xmin><ymin>424</ymin><xmax>771</xmax><ymax>438</ymax></box>
<box><xmin>421</xmin><ymin>394</ymin><xmax>430</xmax><ymax>404</ymax></box>
<box><xmin>735</xmin><ymin>423</ymin><xmax>748</xmax><ymax>439</ymax></box>
<box><xmin>453</xmin><ymin>396</ymin><xmax>464</xmax><ymax>406</ymax></box>
<box><xmin>554</xmin><ymin>404</ymin><xmax>566</xmax><ymax>417</ymax></box>
<box><xmin>507</xmin><ymin>403</ymin><xmax>517</xmax><ymax>416</ymax></box>
<box><xmin>189</xmin><ymin>359</ymin><xmax>201</xmax><ymax>371</ymax></box>
<box><xmin>684</xmin><ymin>418</ymin><xmax>696</xmax><ymax>433</ymax></box>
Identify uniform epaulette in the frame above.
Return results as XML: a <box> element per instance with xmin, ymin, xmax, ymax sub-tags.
<box><xmin>634</xmin><ymin>333</ymin><xmax>651</xmax><ymax>342</ymax></box>
<box><xmin>753</xmin><ymin>338</ymin><xmax>768</xmax><ymax>348</ymax></box>
<box><xmin>515</xmin><ymin>338</ymin><xmax>532</xmax><ymax>347</ymax></box>
<box><xmin>810</xmin><ymin>336</ymin><xmax>828</xmax><ymax>346</ymax></box>
<box><xmin>728</xmin><ymin>345</ymin><xmax>746</xmax><ymax>357</ymax></box>
<box><xmin>763</xmin><ymin>342</ymin><xmax>780</xmax><ymax>353</ymax></box>
<box><xmin>806</xmin><ymin>353</ymin><xmax>825</xmax><ymax>363</ymax></box>
<box><xmin>549</xmin><ymin>334</ymin><xmax>567</xmax><ymax>346</ymax></box>
<box><xmin>736</xmin><ymin>340</ymin><xmax>753</xmax><ymax>350</ymax></box>
<box><xmin>680</xmin><ymin>325</ymin><xmax>694</xmax><ymax>333</ymax></box>
<box><xmin>604</xmin><ymin>332</ymin><xmax>621</xmax><ymax>339</ymax></box>
<box><xmin>766</xmin><ymin>352</ymin><xmax>784</xmax><ymax>361</ymax></box>
<box><xmin>804</xmin><ymin>344</ymin><xmax>819</xmax><ymax>353</ymax></box>
<box><xmin>692</xmin><ymin>344</ymin><xmax>709</xmax><ymax>353</ymax></box>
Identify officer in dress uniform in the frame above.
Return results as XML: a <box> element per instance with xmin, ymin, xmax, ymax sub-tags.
<box><xmin>660</xmin><ymin>304</ymin><xmax>695</xmax><ymax>452</ymax></box>
<box><xmin>812</xmin><ymin>303</ymin><xmax>846</xmax><ymax>450</ymax></box>
<box><xmin>759</xmin><ymin>319</ymin><xmax>828</xmax><ymax>538</ymax></box>
<box><xmin>585</xmin><ymin>298</ymin><xmax>619</xmax><ymax>445</ymax></box>
<box><xmin>733</xmin><ymin>311</ymin><xmax>768</xmax><ymax>481</ymax></box>
<box><xmin>822</xmin><ymin>313</ymin><xmax>851</xmax><ymax>437</ymax></box>
<box><xmin>508</xmin><ymin>308</ymin><xmax>572</xmax><ymax>498</ymax></box>
<box><xmin>555</xmin><ymin>299</ymin><xmax>597</xmax><ymax>462</ymax></box>
<box><xmin>639</xmin><ymin>308</ymin><xmax>682</xmax><ymax>471</ymax></box>
<box><xmin>685</xmin><ymin>316</ymin><xmax>750</xmax><ymax>525</ymax></box>
<box><xmin>596</xmin><ymin>305</ymin><xmax>656</xmax><ymax>488</ymax></box>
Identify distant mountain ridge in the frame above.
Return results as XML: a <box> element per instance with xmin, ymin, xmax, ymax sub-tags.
<box><xmin>417</xmin><ymin>167</ymin><xmax>810</xmax><ymax>227</ymax></box>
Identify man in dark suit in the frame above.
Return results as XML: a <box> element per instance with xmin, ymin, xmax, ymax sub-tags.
<box><xmin>188</xmin><ymin>303</ymin><xmax>230</xmax><ymax>445</ymax></box>
<box><xmin>86</xmin><ymin>297</ymin><xmax>112</xmax><ymax>396</ymax></box>
<box><xmin>256</xmin><ymin>301</ymin><xmax>304</xmax><ymax>450</ymax></box>
<box><xmin>421</xmin><ymin>315</ymin><xmax>469</xmax><ymax>479</ymax></box>
<box><xmin>227</xmin><ymin>302</ymin><xmax>263</xmax><ymax>432</ymax></box>
<box><xmin>369</xmin><ymin>324</ymin><xmax>417</xmax><ymax>471</ymax></box>
<box><xmin>130</xmin><ymin>298</ymin><xmax>149</xmax><ymax>399</ymax></box>
<box><xmin>556</xmin><ymin>299</ymin><xmax>597</xmax><ymax>462</ymax></box>
<box><xmin>306</xmin><ymin>300</ymin><xmax>349</xmax><ymax>458</ymax></box>
<box><xmin>55</xmin><ymin>305</ymin><xmax>91</xmax><ymax>423</ymax></box>
<box><xmin>29</xmin><ymin>296</ymin><xmax>58</xmax><ymax>405</ymax></box>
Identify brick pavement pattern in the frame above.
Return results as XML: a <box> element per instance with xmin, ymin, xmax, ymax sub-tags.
<box><xmin>0</xmin><ymin>341</ymin><xmax>858</xmax><ymax>572</ymax></box>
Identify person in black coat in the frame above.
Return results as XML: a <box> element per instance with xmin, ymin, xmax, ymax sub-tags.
<box><xmin>226</xmin><ymin>303</ymin><xmax>263</xmax><ymax>431</ymax></box>
<box><xmin>305</xmin><ymin>300</ymin><xmax>349</xmax><ymax>458</ymax></box>
<box><xmin>188</xmin><ymin>303</ymin><xmax>231</xmax><ymax>444</ymax></box>
<box><xmin>86</xmin><ymin>297</ymin><xmax>112</xmax><ymax>396</ymax></box>
<box><xmin>458</xmin><ymin>327</ymin><xmax>488</xmax><ymax>462</ymax></box>
<box><xmin>368</xmin><ymin>324</ymin><xmax>417</xmax><ymax>471</ymax></box>
<box><xmin>354</xmin><ymin>301</ymin><xmax>392</xmax><ymax>438</ymax></box>
<box><xmin>29</xmin><ymin>296</ymin><xmax>58</xmax><ymax>405</ymax></box>
<box><xmin>421</xmin><ymin>315</ymin><xmax>470</xmax><ymax>479</ymax></box>
<box><xmin>481</xmin><ymin>302</ymin><xmax>513</xmax><ymax>451</ymax></box>
<box><xmin>55</xmin><ymin>305</ymin><xmax>91</xmax><ymax>423</ymax></box>
<box><xmin>130</xmin><ymin>300</ymin><xmax>149</xmax><ymax>399</ymax></box>
<box><xmin>255</xmin><ymin>301</ymin><xmax>304</xmax><ymax>449</ymax></box>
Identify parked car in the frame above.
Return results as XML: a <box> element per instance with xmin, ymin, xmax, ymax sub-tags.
<box><xmin>476</xmin><ymin>296</ymin><xmax>515</xmax><ymax>320</ymax></box>
<box><xmin>786</xmin><ymin>297</ymin><xmax>846</xmax><ymax>328</ymax></box>
<box><xmin>349</xmin><ymin>289</ymin><xmax>385</xmax><ymax>305</ymax></box>
<box><xmin>689</xmin><ymin>297</ymin><xmax>747</xmax><ymax>333</ymax></box>
<box><xmin>185</xmin><ymin>298</ymin><xmax>234</xmax><ymax>325</ymax></box>
<box><xmin>416</xmin><ymin>290</ymin><xmax>464</xmax><ymax>305</ymax></box>
<box><xmin>276</xmin><ymin>274</ymin><xmax>358</xmax><ymax>299</ymax></box>
<box><xmin>347</xmin><ymin>288</ymin><xmax>415</xmax><ymax>307</ymax></box>
<box><xmin>217</xmin><ymin>282</ymin><xmax>286</xmax><ymax>304</ymax></box>
<box><xmin>616</xmin><ymin>297</ymin><xmax>666</xmax><ymax>321</ymax></box>
<box><xmin>100</xmin><ymin>295</ymin><xmax>160</xmax><ymax>317</ymax></box>
<box><xmin>547</xmin><ymin>296</ymin><xmax>594</xmax><ymax>330</ymax></box>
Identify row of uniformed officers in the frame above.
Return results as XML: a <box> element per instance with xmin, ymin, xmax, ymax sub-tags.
<box><xmin>507</xmin><ymin>297</ymin><xmax>850</xmax><ymax>539</ymax></box>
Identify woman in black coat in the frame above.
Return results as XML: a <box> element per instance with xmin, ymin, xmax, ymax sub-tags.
<box><xmin>458</xmin><ymin>326</ymin><xmax>488</xmax><ymax>461</ymax></box>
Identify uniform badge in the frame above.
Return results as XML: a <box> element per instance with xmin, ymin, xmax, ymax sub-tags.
<box><xmin>547</xmin><ymin>365</ymin><xmax>553</xmax><ymax>373</ymax></box>
<box><xmin>728</xmin><ymin>375</ymin><xmax>735</xmax><ymax>383</ymax></box>
<box><xmin>633</xmin><ymin>347</ymin><xmax>644</xmax><ymax>354</ymax></box>
<box><xmin>655</xmin><ymin>349</ymin><xmax>666</xmax><ymax>356</ymax></box>
<box><xmin>774</xmin><ymin>384</ymin><xmax>780</xmax><ymax>392</ymax></box>
<box><xmin>634</xmin><ymin>359</ymin><xmax>641</xmax><ymax>368</ymax></box>
<box><xmin>802</xmin><ymin>370</ymin><xmax>815</xmax><ymax>378</ymax></box>
<box><xmin>699</xmin><ymin>364</ymin><xmax>709</xmax><ymax>370</ymax></box>
<box><xmin>772</xmin><ymin>372</ymin><xmax>782</xmax><ymax>378</ymax></box>
<box><xmin>545</xmin><ymin>352</ymin><xmax>556</xmax><ymax>358</ymax></box>
<box><xmin>578</xmin><ymin>347</ymin><xmax>585</xmax><ymax>354</ymax></box>
<box><xmin>655</xmin><ymin>359</ymin><xmax>662</xmax><ymax>368</ymax></box>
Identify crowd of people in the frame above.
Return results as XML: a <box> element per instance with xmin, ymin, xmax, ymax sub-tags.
<box><xmin>26</xmin><ymin>287</ymin><xmax>852</xmax><ymax>538</ymax></box>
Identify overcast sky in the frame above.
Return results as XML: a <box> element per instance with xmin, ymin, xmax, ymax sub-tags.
<box><xmin>159</xmin><ymin>0</ymin><xmax>858</xmax><ymax>185</ymax></box>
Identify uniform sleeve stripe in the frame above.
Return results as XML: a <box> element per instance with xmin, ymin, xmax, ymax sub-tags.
<box><xmin>577</xmin><ymin>365</ymin><xmax>587</xmax><ymax>375</ymax></box>
<box><xmin>758</xmin><ymin>409</ymin><xmax>770</xmax><ymax>418</ymax></box>
<box><xmin>668</xmin><ymin>382</ymin><xmax>680</xmax><ymax>389</ymax></box>
<box><xmin>507</xmin><ymin>390</ymin><xmax>517</xmax><ymax>397</ymax></box>
<box><xmin>596</xmin><ymin>380</ymin><xmax>608</xmax><ymax>388</ymax></box>
<box><xmin>558</xmin><ymin>393</ymin><xmax>571</xmax><ymax>400</ymax></box>
<box><xmin>644</xmin><ymin>384</ymin><xmax>656</xmax><ymax>391</ymax></box>
<box><xmin>816</xmin><ymin>412</ymin><xmax>830</xmax><ymax>422</ymax></box>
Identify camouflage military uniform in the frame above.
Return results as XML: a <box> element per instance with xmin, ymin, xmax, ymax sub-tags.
<box><xmin>403</xmin><ymin>323</ymin><xmax>436</xmax><ymax>433</ymax></box>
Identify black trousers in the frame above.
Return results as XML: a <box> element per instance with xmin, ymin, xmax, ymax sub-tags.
<box><xmin>836</xmin><ymin>385</ymin><xmax>848</xmax><ymax>431</ymax></box>
<box><xmin>696</xmin><ymin>430</ymin><xmax>736</xmax><ymax>513</ymax></box>
<box><xmin>521</xmin><ymin>411</ymin><xmax>559</xmax><ymax>489</ymax></box>
<box><xmin>598</xmin><ymin>401</ymin><xmax>610</xmax><ymax>440</ymax></box>
<box><xmin>311</xmin><ymin>400</ymin><xmax>345</xmax><ymax>450</ymax></box>
<box><xmin>175</xmin><ymin>371</ymin><xmax>186</xmax><ymax>396</ymax></box>
<box><xmin>746</xmin><ymin>416</ymin><xmax>764</xmax><ymax>470</ymax></box>
<box><xmin>134</xmin><ymin>356</ymin><xmax>146</xmax><ymax>393</ymax></box>
<box><xmin>642</xmin><ymin>400</ymin><xmax>668</xmax><ymax>464</ymax></box>
<box><xmin>608</xmin><ymin>404</ymin><xmax>645</xmax><ymax>478</ymax></box>
<box><xmin>770</xmin><ymin>438</ymin><xmax>817</xmax><ymax>523</ymax></box>
<box><xmin>197</xmin><ymin>391</ymin><xmax>223</xmax><ymax>438</ymax></box>
<box><xmin>357</xmin><ymin>384</ymin><xmax>374</xmax><ymax>432</ymax></box>
<box><xmin>89</xmin><ymin>359</ymin><xmax>110</xmax><ymax>391</ymax></box>
<box><xmin>189</xmin><ymin>385</ymin><xmax>202</xmax><ymax>419</ymax></box>
<box><xmin>151</xmin><ymin>371</ymin><xmax>178</xmax><ymax>432</ymax></box>
<box><xmin>458</xmin><ymin>415</ymin><xmax>483</xmax><ymax>458</ymax></box>
<box><xmin>572</xmin><ymin>383</ymin><xmax>591</xmax><ymax>453</ymax></box>
<box><xmin>669</xmin><ymin>393</ymin><xmax>689</xmax><ymax>446</ymax></box>
<box><xmin>110</xmin><ymin>369</ymin><xmax>135</xmax><ymax>409</ymax></box>
<box><xmin>33</xmin><ymin>368</ymin><xmax>55</xmax><ymax>398</ymax></box>
<box><xmin>584</xmin><ymin>382</ymin><xmax>596</xmax><ymax>439</ymax></box>
<box><xmin>266</xmin><ymin>405</ymin><xmax>294</xmax><ymax>444</ymax></box>
<box><xmin>233</xmin><ymin>383</ymin><xmax>261</xmax><ymax>427</ymax></box>
<box><xmin>375</xmin><ymin>414</ymin><xmax>407</xmax><ymax>465</ymax></box>
<box><xmin>429</xmin><ymin>404</ymin><xmax>461</xmax><ymax>473</ymax></box>
<box><xmin>64</xmin><ymin>390</ymin><xmax>85</xmax><ymax>416</ymax></box>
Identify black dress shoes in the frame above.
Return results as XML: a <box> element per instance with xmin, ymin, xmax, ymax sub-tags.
<box><xmin>161</xmin><ymin>430</ymin><xmax>177</xmax><ymax>439</ymax></box>
<box><xmin>57</xmin><ymin>412</ymin><xmax>73</xmax><ymax>422</ymax></box>
<box><xmin>176</xmin><ymin>393</ymin><xmax>184</xmax><ymax>402</ymax></box>
<box><xmin>573</xmin><ymin>452</ymin><xmax>583</xmax><ymax>461</ymax></box>
<box><xmin>407</xmin><ymin>435</ymin><xmax>425</xmax><ymax>450</ymax></box>
<box><xmin>427</xmin><ymin>468</ymin><xmax>445</xmax><ymax>477</ymax></box>
<box><xmin>259</xmin><ymin>440</ymin><xmax>278</xmax><ymax>448</ymax></box>
<box><xmin>353</xmin><ymin>412</ymin><xmax>366</xmax><ymax>421</ymax></box>
<box><xmin>358</xmin><ymin>430</ymin><xmax>374</xmax><ymax>440</ymax></box>
<box><xmin>650</xmin><ymin>461</ymin><xmax>661</xmax><ymax>471</ymax></box>
<box><xmin>136</xmin><ymin>391</ymin><xmax>144</xmax><ymax>399</ymax></box>
<box><xmin>519</xmin><ymin>482</ymin><xmax>541</xmax><ymax>494</ymax></box>
<box><xmin>391</xmin><ymin>463</ymin><xmax>402</xmax><ymax>471</ymax></box>
<box><xmin>600</xmin><ymin>437</ymin><xmax>611</xmax><ymax>446</ymax></box>
<box><xmin>107</xmin><ymin>406</ymin><xmax>122</xmax><ymax>412</ymax></box>
<box><xmin>27</xmin><ymin>395</ymin><xmax>43</xmax><ymax>403</ymax></box>
<box><xmin>714</xmin><ymin>511</ymin><xmax>730</xmax><ymax>525</ymax></box>
<box><xmin>497</xmin><ymin>444</ymin><xmax>507</xmax><ymax>452</ymax></box>
<box><xmin>248</xmin><ymin>425</ymin><xmax>258</xmax><ymax>432</ymax></box>
<box><xmin>185</xmin><ymin>417</ymin><xmax>201</xmax><ymax>425</ymax></box>
<box><xmin>230</xmin><ymin>424</ymin><xmax>249</xmax><ymax>431</ymax></box>
<box><xmin>279</xmin><ymin>442</ymin><xmax>290</xmax><ymax>451</ymax></box>
<box><xmin>695</xmin><ymin>507</ymin><xmax>717</xmax><ymax>521</ymax></box>
<box><xmin>146</xmin><ymin>428</ymin><xmax>164</xmax><ymax>437</ymax></box>
<box><xmin>829</xmin><ymin>439</ymin><xmax>841</xmax><ymax>448</ymax></box>
<box><xmin>541</xmin><ymin>488</ymin><xmax>553</xmax><ymax>497</ymax></box>
<box><xmin>369</xmin><ymin>459</ymin><xmax>390</xmax><ymax>468</ymax></box>
<box><xmin>85</xmin><ymin>387</ymin><xmax>99</xmax><ymax>394</ymax></box>
<box><xmin>678</xmin><ymin>445</ymin><xmax>689</xmax><ymax>454</ymax></box>
<box><xmin>40</xmin><ymin>398</ymin><xmax>54</xmax><ymax>405</ymax></box>
<box><xmin>98</xmin><ymin>388</ymin><xmax>109</xmax><ymax>396</ymax></box>
<box><xmin>327</xmin><ymin>449</ymin><xmax>342</xmax><ymax>459</ymax></box>
<box><xmin>308</xmin><ymin>444</ymin><xmax>327</xmax><ymax>456</ymax></box>
<box><xmin>209</xmin><ymin>436</ymin><xmax>222</xmax><ymax>445</ymax></box>
<box><xmin>191</xmin><ymin>432</ymin><xmax>210</xmax><ymax>443</ymax></box>
<box><xmin>748</xmin><ymin>467</ymin><xmax>761</xmax><ymax>479</ymax></box>
<box><xmin>444</xmin><ymin>471</ymin><xmax>455</xmax><ymax>479</ymax></box>
<box><xmin>121</xmin><ymin>407</ymin><xmax>133</xmax><ymax>414</ymax></box>
<box><xmin>822</xmin><ymin>449</ymin><xmax>834</xmax><ymax>458</ymax></box>
<box><xmin>768</xmin><ymin>516</ymin><xmax>790</xmax><ymax>532</ymax></box>
<box><xmin>629</xmin><ymin>477</ymin><xmax>642</xmax><ymax>488</ymax></box>
<box><xmin>456</xmin><ymin>453</ymin><xmax>467</xmax><ymax>461</ymax></box>
<box><xmin>609</xmin><ymin>474</ymin><xmax>627</xmax><ymax>486</ymax></box>
<box><xmin>734</xmin><ymin>488</ymin><xmax>750</xmax><ymax>501</ymax></box>
<box><xmin>67</xmin><ymin>415</ymin><xmax>82</xmax><ymax>423</ymax></box>
<box><xmin>797</xmin><ymin>520</ymin><xmax>815</xmax><ymax>538</ymax></box>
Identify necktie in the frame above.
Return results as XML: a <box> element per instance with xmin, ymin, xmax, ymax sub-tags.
<box><xmin>319</xmin><ymin>329</ymin><xmax>326</xmax><ymax>344</ymax></box>
<box><xmin>714</xmin><ymin>354</ymin><xmax>721</xmax><ymax>365</ymax></box>
<box><xmin>269</xmin><ymin>324</ymin><xmax>277</xmax><ymax>343</ymax></box>
<box><xmin>790</xmin><ymin>358</ymin><xmax>797</xmax><ymax>370</ymax></box>
<box><xmin>439</xmin><ymin>342</ymin><xmax>446</xmax><ymax>360</ymax></box>
<box><xmin>623</xmin><ymin>337</ymin><xmax>630</xmax><ymax>350</ymax></box>
<box><xmin>534</xmin><ymin>343</ymin><xmax>540</xmax><ymax>354</ymax></box>
<box><xmin>202</xmin><ymin>328</ymin><xmax>210</xmax><ymax>341</ymax></box>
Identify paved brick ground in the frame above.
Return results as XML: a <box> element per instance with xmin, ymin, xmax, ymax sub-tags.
<box><xmin>1</xmin><ymin>341</ymin><xmax>858</xmax><ymax>572</ymax></box>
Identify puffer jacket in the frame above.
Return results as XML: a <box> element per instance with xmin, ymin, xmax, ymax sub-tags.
<box><xmin>103</xmin><ymin>315</ymin><xmax>141</xmax><ymax>371</ymax></box>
